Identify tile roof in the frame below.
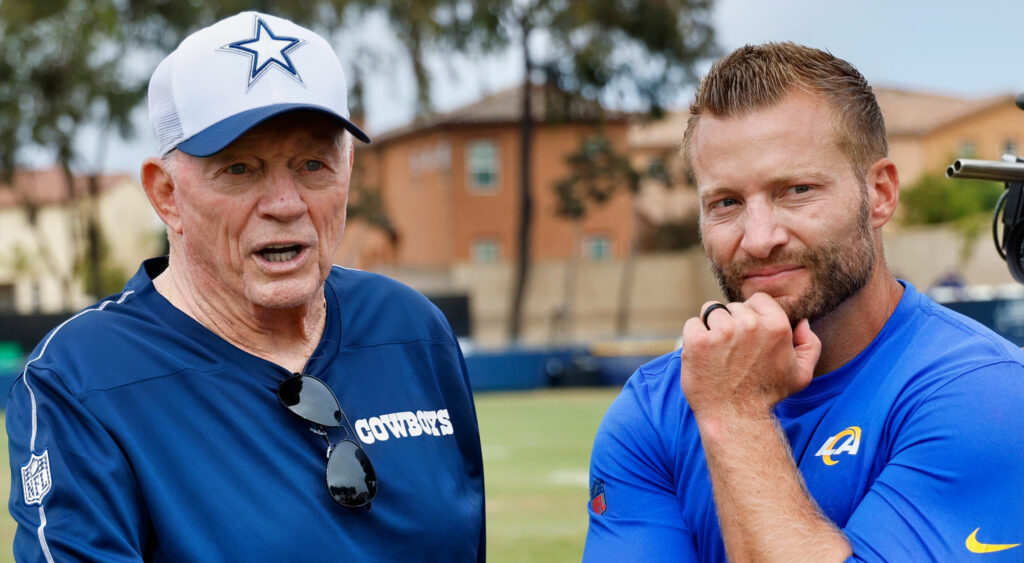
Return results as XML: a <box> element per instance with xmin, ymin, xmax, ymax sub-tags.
<box><xmin>372</xmin><ymin>83</ymin><xmax>630</xmax><ymax>144</ymax></box>
<box><xmin>0</xmin><ymin>168</ymin><xmax>132</xmax><ymax>209</ymax></box>
<box><xmin>626</xmin><ymin>87</ymin><xmax>1016</xmax><ymax>150</ymax></box>
<box><xmin>873</xmin><ymin>87</ymin><xmax>1010</xmax><ymax>137</ymax></box>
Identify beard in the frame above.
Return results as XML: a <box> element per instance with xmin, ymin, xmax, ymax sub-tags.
<box><xmin>708</xmin><ymin>195</ymin><xmax>875</xmax><ymax>325</ymax></box>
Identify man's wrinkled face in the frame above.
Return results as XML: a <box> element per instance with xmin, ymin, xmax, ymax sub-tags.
<box><xmin>691</xmin><ymin>91</ymin><xmax>875</xmax><ymax>324</ymax></box>
<box><xmin>169</xmin><ymin>112</ymin><xmax>352</xmax><ymax>312</ymax></box>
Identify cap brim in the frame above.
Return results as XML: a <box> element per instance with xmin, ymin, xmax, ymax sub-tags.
<box><xmin>176</xmin><ymin>103</ymin><xmax>371</xmax><ymax>157</ymax></box>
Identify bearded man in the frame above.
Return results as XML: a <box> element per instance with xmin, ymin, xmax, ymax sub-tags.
<box><xmin>584</xmin><ymin>42</ymin><xmax>1024</xmax><ymax>562</ymax></box>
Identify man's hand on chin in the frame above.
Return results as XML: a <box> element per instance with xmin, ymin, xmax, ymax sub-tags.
<box><xmin>680</xmin><ymin>292</ymin><xmax>821</xmax><ymax>422</ymax></box>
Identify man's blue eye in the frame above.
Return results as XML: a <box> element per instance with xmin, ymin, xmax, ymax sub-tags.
<box><xmin>305</xmin><ymin>160</ymin><xmax>323</xmax><ymax>172</ymax></box>
<box><xmin>228</xmin><ymin>163</ymin><xmax>247</xmax><ymax>175</ymax></box>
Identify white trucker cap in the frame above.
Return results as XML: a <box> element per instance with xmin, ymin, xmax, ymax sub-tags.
<box><xmin>148</xmin><ymin>11</ymin><xmax>369</xmax><ymax>157</ymax></box>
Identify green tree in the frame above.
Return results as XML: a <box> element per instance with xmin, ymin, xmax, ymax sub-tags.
<box><xmin>73</xmin><ymin>224</ymin><xmax>128</xmax><ymax>298</ymax></box>
<box><xmin>552</xmin><ymin>134</ymin><xmax>637</xmax><ymax>340</ymax></box>
<box><xmin>0</xmin><ymin>0</ymin><xmax>456</xmax><ymax>304</ymax></box>
<box><xmin>641</xmin><ymin>213</ymin><xmax>701</xmax><ymax>251</ymax></box>
<box><xmin>0</xmin><ymin>0</ymin><xmax>716</xmax><ymax>337</ymax></box>
<box><xmin>0</xmin><ymin>2</ymin><xmax>142</xmax><ymax>304</ymax></box>
<box><xmin>901</xmin><ymin>172</ymin><xmax>1004</xmax><ymax>263</ymax></box>
<box><xmin>555</xmin><ymin>133</ymin><xmax>679</xmax><ymax>338</ymax></box>
<box><xmin>902</xmin><ymin>173</ymin><xmax>1003</xmax><ymax>225</ymax></box>
<box><xmin>454</xmin><ymin>0</ymin><xmax>718</xmax><ymax>341</ymax></box>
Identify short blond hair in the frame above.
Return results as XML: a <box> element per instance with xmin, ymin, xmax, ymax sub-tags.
<box><xmin>683</xmin><ymin>42</ymin><xmax>887</xmax><ymax>181</ymax></box>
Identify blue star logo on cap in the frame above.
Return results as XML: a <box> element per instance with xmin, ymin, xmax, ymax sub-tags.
<box><xmin>223</xmin><ymin>16</ymin><xmax>305</xmax><ymax>89</ymax></box>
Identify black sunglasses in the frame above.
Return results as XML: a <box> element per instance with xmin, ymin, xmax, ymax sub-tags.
<box><xmin>277</xmin><ymin>373</ymin><xmax>378</xmax><ymax>509</ymax></box>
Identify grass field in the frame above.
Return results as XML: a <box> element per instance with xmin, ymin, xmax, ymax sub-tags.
<box><xmin>0</xmin><ymin>387</ymin><xmax>620</xmax><ymax>562</ymax></box>
<box><xmin>475</xmin><ymin>388</ymin><xmax>618</xmax><ymax>562</ymax></box>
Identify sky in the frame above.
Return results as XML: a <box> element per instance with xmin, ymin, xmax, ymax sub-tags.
<box><xmin>91</xmin><ymin>0</ymin><xmax>1024</xmax><ymax>176</ymax></box>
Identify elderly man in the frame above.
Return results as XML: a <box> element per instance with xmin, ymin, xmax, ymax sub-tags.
<box><xmin>8</xmin><ymin>12</ymin><xmax>485</xmax><ymax>562</ymax></box>
<box><xmin>584</xmin><ymin>43</ymin><xmax>1024</xmax><ymax>561</ymax></box>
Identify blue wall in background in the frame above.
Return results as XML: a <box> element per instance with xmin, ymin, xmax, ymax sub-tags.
<box><xmin>0</xmin><ymin>345</ymin><xmax>652</xmax><ymax>408</ymax></box>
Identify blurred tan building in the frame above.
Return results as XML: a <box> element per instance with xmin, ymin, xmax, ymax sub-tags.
<box><xmin>0</xmin><ymin>169</ymin><xmax>161</xmax><ymax>314</ymax></box>
<box><xmin>879</xmin><ymin>89</ymin><xmax>1024</xmax><ymax>183</ymax></box>
<box><xmin>336</xmin><ymin>85</ymin><xmax>635</xmax><ymax>272</ymax></box>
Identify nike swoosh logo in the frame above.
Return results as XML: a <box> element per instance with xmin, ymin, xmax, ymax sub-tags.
<box><xmin>966</xmin><ymin>528</ymin><xmax>1021</xmax><ymax>554</ymax></box>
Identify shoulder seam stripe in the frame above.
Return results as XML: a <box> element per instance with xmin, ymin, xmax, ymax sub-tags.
<box><xmin>17</xmin><ymin>289</ymin><xmax>133</xmax><ymax>563</ymax></box>
<box><xmin>22</xmin><ymin>290</ymin><xmax>135</xmax><ymax>451</ymax></box>
<box><xmin>37</xmin><ymin>506</ymin><xmax>53</xmax><ymax>563</ymax></box>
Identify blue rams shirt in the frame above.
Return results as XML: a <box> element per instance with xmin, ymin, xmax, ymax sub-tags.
<box><xmin>585</xmin><ymin>282</ymin><xmax>1024</xmax><ymax>561</ymax></box>
<box><xmin>8</xmin><ymin>258</ymin><xmax>485</xmax><ymax>562</ymax></box>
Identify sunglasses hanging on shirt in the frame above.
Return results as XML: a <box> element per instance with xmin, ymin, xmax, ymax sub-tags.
<box><xmin>277</xmin><ymin>373</ymin><xmax>378</xmax><ymax>509</ymax></box>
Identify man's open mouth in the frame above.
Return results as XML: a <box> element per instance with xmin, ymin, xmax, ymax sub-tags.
<box><xmin>258</xmin><ymin>244</ymin><xmax>303</xmax><ymax>263</ymax></box>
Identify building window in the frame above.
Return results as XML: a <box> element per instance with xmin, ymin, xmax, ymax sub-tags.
<box><xmin>584</xmin><ymin>235</ymin><xmax>612</xmax><ymax>261</ymax></box>
<box><xmin>1003</xmin><ymin>138</ymin><xmax>1019</xmax><ymax>157</ymax></box>
<box><xmin>409</xmin><ymin>150</ymin><xmax>422</xmax><ymax>180</ymax></box>
<box><xmin>647</xmin><ymin>157</ymin><xmax>665</xmax><ymax>178</ymax></box>
<box><xmin>467</xmin><ymin>141</ymin><xmax>499</xmax><ymax>192</ymax></box>
<box><xmin>471</xmin><ymin>238</ymin><xmax>500</xmax><ymax>263</ymax></box>
<box><xmin>411</xmin><ymin>141</ymin><xmax>453</xmax><ymax>179</ymax></box>
<box><xmin>435</xmin><ymin>141</ymin><xmax>452</xmax><ymax>172</ymax></box>
<box><xmin>957</xmin><ymin>139</ymin><xmax>977</xmax><ymax>158</ymax></box>
<box><xmin>30</xmin><ymin>282</ymin><xmax>41</xmax><ymax>313</ymax></box>
<box><xmin>0</xmin><ymin>284</ymin><xmax>14</xmax><ymax>313</ymax></box>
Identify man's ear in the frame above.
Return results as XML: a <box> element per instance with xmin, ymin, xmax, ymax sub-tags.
<box><xmin>865</xmin><ymin>157</ymin><xmax>899</xmax><ymax>229</ymax></box>
<box><xmin>141</xmin><ymin>156</ymin><xmax>183</xmax><ymax>235</ymax></box>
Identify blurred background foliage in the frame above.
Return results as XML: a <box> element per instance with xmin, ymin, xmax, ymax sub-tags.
<box><xmin>0</xmin><ymin>0</ymin><xmax>718</xmax><ymax>338</ymax></box>
<box><xmin>899</xmin><ymin>172</ymin><xmax>1005</xmax><ymax>264</ymax></box>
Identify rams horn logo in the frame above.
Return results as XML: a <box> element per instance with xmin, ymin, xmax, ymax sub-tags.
<box><xmin>814</xmin><ymin>426</ymin><xmax>861</xmax><ymax>466</ymax></box>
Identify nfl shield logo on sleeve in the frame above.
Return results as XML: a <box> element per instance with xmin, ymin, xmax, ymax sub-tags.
<box><xmin>590</xmin><ymin>479</ymin><xmax>607</xmax><ymax>515</ymax></box>
<box><xmin>22</xmin><ymin>450</ymin><xmax>53</xmax><ymax>505</ymax></box>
